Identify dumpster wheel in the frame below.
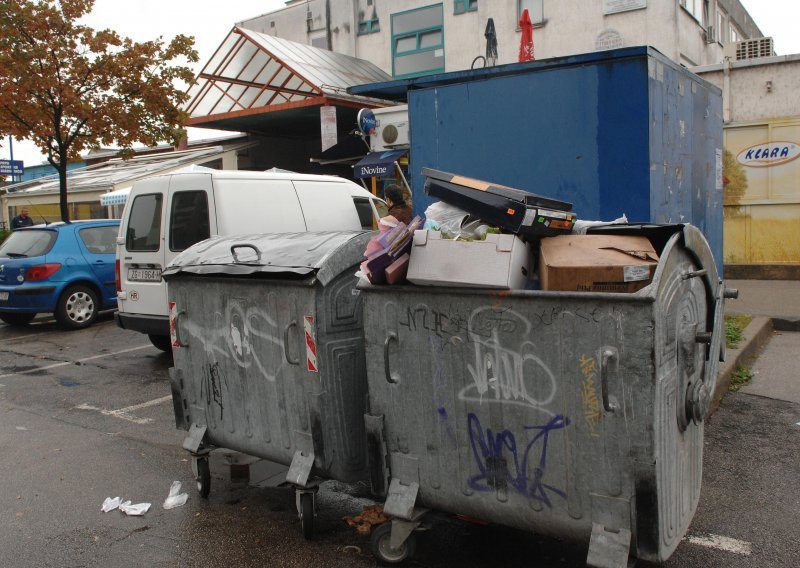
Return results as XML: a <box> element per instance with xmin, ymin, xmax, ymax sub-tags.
<box><xmin>300</xmin><ymin>492</ymin><xmax>315</xmax><ymax>540</ymax></box>
<box><xmin>371</xmin><ymin>522</ymin><xmax>416</xmax><ymax>565</ymax></box>
<box><xmin>196</xmin><ymin>457</ymin><xmax>211</xmax><ymax>498</ymax></box>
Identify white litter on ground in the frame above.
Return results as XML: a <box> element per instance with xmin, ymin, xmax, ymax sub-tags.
<box><xmin>101</xmin><ymin>496</ymin><xmax>122</xmax><ymax>513</ymax></box>
<box><xmin>163</xmin><ymin>481</ymin><xmax>189</xmax><ymax>510</ymax></box>
<box><xmin>118</xmin><ymin>500</ymin><xmax>151</xmax><ymax>516</ymax></box>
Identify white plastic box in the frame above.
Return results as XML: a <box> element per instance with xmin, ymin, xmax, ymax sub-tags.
<box><xmin>406</xmin><ymin>230</ymin><xmax>530</xmax><ymax>289</ymax></box>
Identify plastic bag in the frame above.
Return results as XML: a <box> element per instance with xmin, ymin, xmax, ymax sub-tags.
<box><xmin>101</xmin><ymin>496</ymin><xmax>122</xmax><ymax>513</ymax></box>
<box><xmin>572</xmin><ymin>214</ymin><xmax>628</xmax><ymax>234</ymax></box>
<box><xmin>118</xmin><ymin>500</ymin><xmax>152</xmax><ymax>516</ymax></box>
<box><xmin>163</xmin><ymin>481</ymin><xmax>189</xmax><ymax>510</ymax></box>
<box><xmin>423</xmin><ymin>202</ymin><xmax>490</xmax><ymax>240</ymax></box>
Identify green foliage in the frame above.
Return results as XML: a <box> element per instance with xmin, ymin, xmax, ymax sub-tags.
<box><xmin>729</xmin><ymin>365</ymin><xmax>754</xmax><ymax>392</ymax></box>
<box><xmin>724</xmin><ymin>314</ymin><xmax>752</xmax><ymax>349</ymax></box>
<box><xmin>0</xmin><ymin>0</ymin><xmax>198</xmax><ymax>221</ymax></box>
<box><xmin>0</xmin><ymin>228</ymin><xmax>9</xmax><ymax>244</ymax></box>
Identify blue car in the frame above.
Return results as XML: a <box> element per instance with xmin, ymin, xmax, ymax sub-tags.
<box><xmin>0</xmin><ymin>220</ymin><xmax>120</xmax><ymax>329</ymax></box>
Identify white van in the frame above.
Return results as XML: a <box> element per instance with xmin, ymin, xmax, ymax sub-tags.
<box><xmin>115</xmin><ymin>170</ymin><xmax>385</xmax><ymax>351</ymax></box>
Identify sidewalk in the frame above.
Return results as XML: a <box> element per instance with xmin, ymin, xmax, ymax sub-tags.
<box><xmin>713</xmin><ymin>278</ymin><xmax>800</xmax><ymax>413</ymax></box>
<box><xmin>724</xmin><ymin>279</ymin><xmax>800</xmax><ymax>328</ymax></box>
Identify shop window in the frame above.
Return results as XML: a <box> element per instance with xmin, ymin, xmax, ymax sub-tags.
<box><xmin>518</xmin><ymin>0</ymin><xmax>544</xmax><ymax>25</ymax></box>
<box><xmin>454</xmin><ymin>0</ymin><xmax>477</xmax><ymax>15</ymax></box>
<box><xmin>358</xmin><ymin>18</ymin><xmax>380</xmax><ymax>34</ymax></box>
<box><xmin>391</xmin><ymin>4</ymin><xmax>445</xmax><ymax>78</ymax></box>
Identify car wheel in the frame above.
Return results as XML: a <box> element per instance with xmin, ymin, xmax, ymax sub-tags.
<box><xmin>55</xmin><ymin>285</ymin><xmax>98</xmax><ymax>329</ymax></box>
<box><xmin>0</xmin><ymin>313</ymin><xmax>37</xmax><ymax>326</ymax></box>
<box><xmin>148</xmin><ymin>334</ymin><xmax>172</xmax><ymax>352</ymax></box>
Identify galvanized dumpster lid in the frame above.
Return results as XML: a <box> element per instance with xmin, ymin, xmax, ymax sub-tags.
<box><xmin>163</xmin><ymin>231</ymin><xmax>372</xmax><ymax>285</ymax></box>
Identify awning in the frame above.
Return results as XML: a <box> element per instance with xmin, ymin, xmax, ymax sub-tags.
<box><xmin>100</xmin><ymin>187</ymin><xmax>130</xmax><ymax>206</ymax></box>
<box><xmin>354</xmin><ymin>150</ymin><xmax>406</xmax><ymax>179</ymax></box>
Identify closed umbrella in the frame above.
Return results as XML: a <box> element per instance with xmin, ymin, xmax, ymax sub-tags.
<box><xmin>519</xmin><ymin>8</ymin><xmax>534</xmax><ymax>62</ymax></box>
<box><xmin>484</xmin><ymin>18</ymin><xmax>498</xmax><ymax>66</ymax></box>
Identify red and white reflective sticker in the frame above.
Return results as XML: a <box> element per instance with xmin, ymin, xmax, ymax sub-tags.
<box><xmin>169</xmin><ymin>301</ymin><xmax>180</xmax><ymax>348</ymax></box>
<box><xmin>304</xmin><ymin>315</ymin><xmax>318</xmax><ymax>373</ymax></box>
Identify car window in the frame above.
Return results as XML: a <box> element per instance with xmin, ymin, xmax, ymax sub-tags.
<box><xmin>373</xmin><ymin>198</ymin><xmax>389</xmax><ymax>219</ymax></box>
<box><xmin>79</xmin><ymin>226</ymin><xmax>118</xmax><ymax>254</ymax></box>
<box><xmin>126</xmin><ymin>193</ymin><xmax>163</xmax><ymax>251</ymax></box>
<box><xmin>169</xmin><ymin>190</ymin><xmax>210</xmax><ymax>252</ymax></box>
<box><xmin>0</xmin><ymin>229</ymin><xmax>56</xmax><ymax>258</ymax></box>
<box><xmin>353</xmin><ymin>197</ymin><xmax>375</xmax><ymax>230</ymax></box>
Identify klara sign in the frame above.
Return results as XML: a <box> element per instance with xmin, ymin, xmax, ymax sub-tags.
<box><xmin>736</xmin><ymin>141</ymin><xmax>800</xmax><ymax>168</ymax></box>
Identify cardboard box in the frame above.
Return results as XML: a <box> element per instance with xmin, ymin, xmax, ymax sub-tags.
<box><xmin>539</xmin><ymin>235</ymin><xmax>659</xmax><ymax>293</ymax></box>
<box><xmin>407</xmin><ymin>230</ymin><xmax>530</xmax><ymax>289</ymax></box>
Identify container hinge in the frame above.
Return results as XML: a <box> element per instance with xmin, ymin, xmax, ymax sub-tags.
<box><xmin>586</xmin><ymin>523</ymin><xmax>632</xmax><ymax>568</ymax></box>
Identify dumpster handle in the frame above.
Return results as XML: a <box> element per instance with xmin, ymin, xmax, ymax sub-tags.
<box><xmin>175</xmin><ymin>310</ymin><xmax>189</xmax><ymax>348</ymax></box>
<box><xmin>284</xmin><ymin>321</ymin><xmax>300</xmax><ymax>365</ymax></box>
<box><xmin>384</xmin><ymin>333</ymin><xmax>398</xmax><ymax>384</ymax></box>
<box><xmin>600</xmin><ymin>348</ymin><xmax>618</xmax><ymax>413</ymax></box>
<box><xmin>230</xmin><ymin>244</ymin><xmax>261</xmax><ymax>263</ymax></box>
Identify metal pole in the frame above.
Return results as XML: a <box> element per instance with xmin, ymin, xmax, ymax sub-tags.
<box><xmin>7</xmin><ymin>136</ymin><xmax>14</xmax><ymax>183</ymax></box>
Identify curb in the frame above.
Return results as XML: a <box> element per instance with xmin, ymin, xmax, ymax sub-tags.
<box><xmin>710</xmin><ymin>316</ymin><xmax>773</xmax><ymax>416</ymax></box>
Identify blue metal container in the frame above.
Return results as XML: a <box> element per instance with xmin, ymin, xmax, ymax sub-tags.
<box><xmin>351</xmin><ymin>47</ymin><xmax>724</xmax><ymax>272</ymax></box>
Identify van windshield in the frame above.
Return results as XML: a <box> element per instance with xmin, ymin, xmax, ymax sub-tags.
<box><xmin>126</xmin><ymin>193</ymin><xmax>163</xmax><ymax>251</ymax></box>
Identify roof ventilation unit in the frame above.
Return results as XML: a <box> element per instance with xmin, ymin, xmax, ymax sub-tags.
<box><xmin>725</xmin><ymin>37</ymin><xmax>775</xmax><ymax>60</ymax></box>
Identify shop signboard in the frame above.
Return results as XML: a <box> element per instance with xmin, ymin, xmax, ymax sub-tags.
<box><xmin>0</xmin><ymin>160</ymin><xmax>24</xmax><ymax>176</ymax></box>
<box><xmin>723</xmin><ymin>120</ymin><xmax>800</xmax><ymax>265</ymax></box>
<box><xmin>603</xmin><ymin>0</ymin><xmax>646</xmax><ymax>15</ymax></box>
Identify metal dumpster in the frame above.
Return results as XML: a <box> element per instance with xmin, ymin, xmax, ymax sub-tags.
<box><xmin>164</xmin><ymin>231</ymin><xmax>372</xmax><ymax>538</ymax></box>
<box><xmin>360</xmin><ymin>225</ymin><xmax>733</xmax><ymax>566</ymax></box>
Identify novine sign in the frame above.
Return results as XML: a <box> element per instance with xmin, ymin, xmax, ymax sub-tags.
<box><xmin>737</xmin><ymin>141</ymin><xmax>800</xmax><ymax>168</ymax></box>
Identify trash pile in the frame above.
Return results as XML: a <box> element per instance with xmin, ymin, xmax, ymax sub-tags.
<box><xmin>361</xmin><ymin>167</ymin><xmax>657</xmax><ymax>293</ymax></box>
<box><xmin>100</xmin><ymin>481</ymin><xmax>188</xmax><ymax>517</ymax></box>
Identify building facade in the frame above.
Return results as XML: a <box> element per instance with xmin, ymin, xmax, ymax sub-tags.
<box><xmin>694</xmin><ymin>53</ymin><xmax>800</xmax><ymax>276</ymax></box>
<box><xmin>239</xmin><ymin>0</ymin><xmax>763</xmax><ymax>77</ymax></box>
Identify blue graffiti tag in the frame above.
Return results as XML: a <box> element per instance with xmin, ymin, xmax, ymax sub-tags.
<box><xmin>467</xmin><ymin>413</ymin><xmax>570</xmax><ymax>508</ymax></box>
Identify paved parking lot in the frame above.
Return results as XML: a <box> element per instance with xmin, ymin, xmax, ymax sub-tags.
<box><xmin>0</xmin><ymin>316</ymin><xmax>797</xmax><ymax>567</ymax></box>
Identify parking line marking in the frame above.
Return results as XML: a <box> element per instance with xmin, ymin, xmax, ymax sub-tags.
<box><xmin>686</xmin><ymin>534</ymin><xmax>752</xmax><ymax>555</ymax></box>
<box><xmin>0</xmin><ymin>345</ymin><xmax>151</xmax><ymax>379</ymax></box>
<box><xmin>74</xmin><ymin>395</ymin><xmax>172</xmax><ymax>425</ymax></box>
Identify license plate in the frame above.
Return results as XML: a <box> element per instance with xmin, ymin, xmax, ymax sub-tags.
<box><xmin>128</xmin><ymin>268</ymin><xmax>162</xmax><ymax>282</ymax></box>
<box><xmin>0</xmin><ymin>292</ymin><xmax>8</xmax><ymax>301</ymax></box>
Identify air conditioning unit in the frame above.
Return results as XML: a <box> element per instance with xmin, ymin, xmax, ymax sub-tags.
<box><xmin>724</xmin><ymin>37</ymin><xmax>775</xmax><ymax>60</ymax></box>
<box><xmin>371</xmin><ymin>104</ymin><xmax>409</xmax><ymax>151</ymax></box>
<box><xmin>704</xmin><ymin>25</ymin><xmax>715</xmax><ymax>44</ymax></box>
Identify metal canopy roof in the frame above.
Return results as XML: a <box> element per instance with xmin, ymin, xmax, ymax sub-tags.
<box><xmin>185</xmin><ymin>27</ymin><xmax>393</xmax><ymax>134</ymax></box>
<box><xmin>4</xmin><ymin>144</ymin><xmax>250</xmax><ymax>197</ymax></box>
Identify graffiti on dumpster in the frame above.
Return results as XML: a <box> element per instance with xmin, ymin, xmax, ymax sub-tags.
<box><xmin>467</xmin><ymin>412</ymin><xmax>570</xmax><ymax>507</ymax></box>
<box><xmin>579</xmin><ymin>354</ymin><xmax>602</xmax><ymax>437</ymax></box>
<box><xmin>183</xmin><ymin>301</ymin><xmax>285</xmax><ymax>382</ymax></box>
<box><xmin>461</xmin><ymin>307</ymin><xmax>557</xmax><ymax>412</ymax></box>
<box><xmin>201</xmin><ymin>362</ymin><xmax>226</xmax><ymax>420</ymax></box>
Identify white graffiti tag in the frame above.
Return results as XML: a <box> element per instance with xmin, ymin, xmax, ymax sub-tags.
<box><xmin>460</xmin><ymin>307</ymin><xmax>557</xmax><ymax>412</ymax></box>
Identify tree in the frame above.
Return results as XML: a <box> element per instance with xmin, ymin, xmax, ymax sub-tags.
<box><xmin>0</xmin><ymin>0</ymin><xmax>198</xmax><ymax>221</ymax></box>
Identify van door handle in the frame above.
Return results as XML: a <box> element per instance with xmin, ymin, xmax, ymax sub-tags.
<box><xmin>384</xmin><ymin>332</ymin><xmax>398</xmax><ymax>384</ymax></box>
<box><xmin>284</xmin><ymin>321</ymin><xmax>300</xmax><ymax>365</ymax></box>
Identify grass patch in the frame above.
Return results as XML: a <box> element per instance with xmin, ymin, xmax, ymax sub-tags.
<box><xmin>729</xmin><ymin>365</ymin><xmax>754</xmax><ymax>392</ymax></box>
<box><xmin>725</xmin><ymin>314</ymin><xmax>752</xmax><ymax>350</ymax></box>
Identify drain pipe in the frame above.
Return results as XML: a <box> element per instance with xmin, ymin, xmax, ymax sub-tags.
<box><xmin>722</xmin><ymin>56</ymin><xmax>732</xmax><ymax>124</ymax></box>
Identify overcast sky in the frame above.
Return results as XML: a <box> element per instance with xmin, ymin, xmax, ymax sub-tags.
<box><xmin>4</xmin><ymin>0</ymin><xmax>799</xmax><ymax>167</ymax></box>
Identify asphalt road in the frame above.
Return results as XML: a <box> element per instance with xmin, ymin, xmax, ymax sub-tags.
<box><xmin>0</xmin><ymin>316</ymin><xmax>797</xmax><ymax>567</ymax></box>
